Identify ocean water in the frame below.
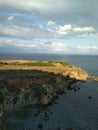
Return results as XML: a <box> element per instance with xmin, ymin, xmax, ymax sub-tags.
<box><xmin>0</xmin><ymin>53</ymin><xmax>98</xmax><ymax>130</ymax></box>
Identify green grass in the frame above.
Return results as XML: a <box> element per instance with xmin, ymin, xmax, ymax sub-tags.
<box><xmin>68</xmin><ymin>65</ymin><xmax>73</xmax><ymax>68</ymax></box>
<box><xmin>1</xmin><ymin>61</ymin><xmax>55</xmax><ymax>67</ymax></box>
<box><xmin>55</xmin><ymin>61</ymin><xmax>69</xmax><ymax>66</ymax></box>
<box><xmin>0</xmin><ymin>60</ymin><xmax>73</xmax><ymax>67</ymax></box>
<box><xmin>23</xmin><ymin>61</ymin><xmax>55</xmax><ymax>67</ymax></box>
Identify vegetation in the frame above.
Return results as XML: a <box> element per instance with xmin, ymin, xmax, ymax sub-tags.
<box><xmin>68</xmin><ymin>65</ymin><xmax>73</xmax><ymax>68</ymax></box>
<box><xmin>23</xmin><ymin>61</ymin><xmax>55</xmax><ymax>67</ymax></box>
<box><xmin>55</xmin><ymin>61</ymin><xmax>69</xmax><ymax>66</ymax></box>
<box><xmin>0</xmin><ymin>62</ymin><xmax>8</xmax><ymax>65</ymax></box>
<box><xmin>48</xmin><ymin>60</ymin><xmax>72</xmax><ymax>67</ymax></box>
<box><xmin>0</xmin><ymin>60</ymin><xmax>72</xmax><ymax>67</ymax></box>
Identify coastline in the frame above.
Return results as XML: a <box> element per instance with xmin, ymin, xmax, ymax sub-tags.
<box><xmin>0</xmin><ymin>60</ymin><xmax>97</xmax><ymax>129</ymax></box>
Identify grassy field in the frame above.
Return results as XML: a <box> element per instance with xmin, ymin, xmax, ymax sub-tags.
<box><xmin>22</xmin><ymin>61</ymin><xmax>55</xmax><ymax>67</ymax></box>
<box><xmin>0</xmin><ymin>60</ymin><xmax>73</xmax><ymax>73</ymax></box>
<box><xmin>0</xmin><ymin>60</ymin><xmax>71</xmax><ymax>67</ymax></box>
<box><xmin>0</xmin><ymin>60</ymin><xmax>89</xmax><ymax>81</ymax></box>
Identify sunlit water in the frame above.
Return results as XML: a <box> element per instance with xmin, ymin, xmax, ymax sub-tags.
<box><xmin>0</xmin><ymin>53</ymin><xmax>98</xmax><ymax>130</ymax></box>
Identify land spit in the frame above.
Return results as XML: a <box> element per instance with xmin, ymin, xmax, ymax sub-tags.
<box><xmin>0</xmin><ymin>60</ymin><xmax>94</xmax><ymax>129</ymax></box>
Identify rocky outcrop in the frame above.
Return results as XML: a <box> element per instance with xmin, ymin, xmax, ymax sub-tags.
<box><xmin>62</xmin><ymin>66</ymin><xmax>89</xmax><ymax>81</ymax></box>
<box><xmin>0</xmin><ymin>70</ymin><xmax>79</xmax><ymax>115</ymax></box>
<box><xmin>0</xmin><ymin>60</ymin><xmax>89</xmax><ymax>81</ymax></box>
<box><xmin>0</xmin><ymin>60</ymin><xmax>93</xmax><ymax>127</ymax></box>
<box><xmin>89</xmin><ymin>76</ymin><xmax>98</xmax><ymax>82</ymax></box>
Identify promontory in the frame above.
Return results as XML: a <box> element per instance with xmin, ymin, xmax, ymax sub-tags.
<box><xmin>0</xmin><ymin>60</ymin><xmax>93</xmax><ymax>128</ymax></box>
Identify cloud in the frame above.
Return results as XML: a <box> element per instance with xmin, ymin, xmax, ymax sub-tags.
<box><xmin>0</xmin><ymin>23</ymin><xmax>54</xmax><ymax>39</ymax></box>
<box><xmin>0</xmin><ymin>0</ymin><xmax>98</xmax><ymax>30</ymax></box>
<box><xmin>56</xmin><ymin>24</ymin><xmax>98</xmax><ymax>38</ymax></box>
<box><xmin>0</xmin><ymin>21</ymin><xmax>97</xmax><ymax>40</ymax></box>
<box><xmin>0</xmin><ymin>0</ymin><xmax>98</xmax><ymax>54</ymax></box>
<box><xmin>74</xmin><ymin>27</ymin><xmax>94</xmax><ymax>33</ymax></box>
<box><xmin>47</xmin><ymin>20</ymin><xmax>56</xmax><ymax>26</ymax></box>
<box><xmin>0</xmin><ymin>38</ymin><xmax>98</xmax><ymax>54</ymax></box>
<box><xmin>0</xmin><ymin>0</ymin><xmax>98</xmax><ymax>39</ymax></box>
<box><xmin>77</xmin><ymin>45</ymin><xmax>98</xmax><ymax>53</ymax></box>
<box><xmin>56</xmin><ymin>24</ymin><xmax>73</xmax><ymax>35</ymax></box>
<box><xmin>0</xmin><ymin>39</ymin><xmax>68</xmax><ymax>53</ymax></box>
<box><xmin>8</xmin><ymin>16</ymin><xmax>14</xmax><ymax>21</ymax></box>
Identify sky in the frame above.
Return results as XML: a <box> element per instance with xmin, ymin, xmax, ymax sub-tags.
<box><xmin>0</xmin><ymin>0</ymin><xmax>98</xmax><ymax>54</ymax></box>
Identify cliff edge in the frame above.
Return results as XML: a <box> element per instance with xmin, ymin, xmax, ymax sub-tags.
<box><xmin>0</xmin><ymin>60</ymin><xmax>92</xmax><ymax>128</ymax></box>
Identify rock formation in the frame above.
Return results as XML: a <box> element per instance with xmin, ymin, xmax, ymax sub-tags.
<box><xmin>0</xmin><ymin>60</ymin><xmax>94</xmax><ymax>128</ymax></box>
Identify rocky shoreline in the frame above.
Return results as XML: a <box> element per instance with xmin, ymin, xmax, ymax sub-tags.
<box><xmin>0</xmin><ymin>60</ymin><xmax>98</xmax><ymax>129</ymax></box>
<box><xmin>89</xmin><ymin>76</ymin><xmax>98</xmax><ymax>82</ymax></box>
<box><xmin>0</xmin><ymin>70</ymin><xmax>80</xmax><ymax>129</ymax></box>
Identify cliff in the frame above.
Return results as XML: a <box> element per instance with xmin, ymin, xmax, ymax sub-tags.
<box><xmin>0</xmin><ymin>60</ymin><xmax>89</xmax><ymax>80</ymax></box>
<box><xmin>0</xmin><ymin>60</ymin><xmax>91</xmax><ymax>127</ymax></box>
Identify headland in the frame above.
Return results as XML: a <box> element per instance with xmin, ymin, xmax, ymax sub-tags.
<box><xmin>0</xmin><ymin>60</ymin><xmax>97</xmax><ymax>129</ymax></box>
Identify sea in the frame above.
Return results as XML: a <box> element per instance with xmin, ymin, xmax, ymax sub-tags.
<box><xmin>0</xmin><ymin>53</ymin><xmax>98</xmax><ymax>130</ymax></box>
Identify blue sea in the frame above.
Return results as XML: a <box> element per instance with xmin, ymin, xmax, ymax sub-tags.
<box><xmin>0</xmin><ymin>53</ymin><xmax>98</xmax><ymax>130</ymax></box>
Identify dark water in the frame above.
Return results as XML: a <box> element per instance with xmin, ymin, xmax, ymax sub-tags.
<box><xmin>0</xmin><ymin>53</ymin><xmax>98</xmax><ymax>130</ymax></box>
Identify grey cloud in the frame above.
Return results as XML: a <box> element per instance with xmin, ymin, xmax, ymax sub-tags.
<box><xmin>1</xmin><ymin>38</ymin><xmax>98</xmax><ymax>54</ymax></box>
<box><xmin>0</xmin><ymin>21</ymin><xmax>97</xmax><ymax>40</ymax></box>
<box><xmin>0</xmin><ymin>0</ymin><xmax>98</xmax><ymax>54</ymax></box>
<box><xmin>0</xmin><ymin>23</ymin><xmax>54</xmax><ymax>39</ymax></box>
<box><xmin>0</xmin><ymin>0</ymin><xmax>98</xmax><ymax>30</ymax></box>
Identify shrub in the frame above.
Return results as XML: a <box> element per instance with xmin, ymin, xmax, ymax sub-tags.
<box><xmin>0</xmin><ymin>62</ymin><xmax>8</xmax><ymax>65</ymax></box>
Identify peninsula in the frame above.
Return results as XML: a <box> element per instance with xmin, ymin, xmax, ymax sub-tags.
<box><xmin>0</xmin><ymin>60</ymin><xmax>97</xmax><ymax>128</ymax></box>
